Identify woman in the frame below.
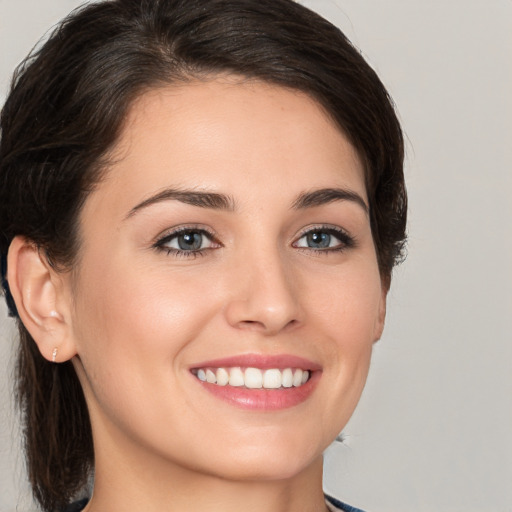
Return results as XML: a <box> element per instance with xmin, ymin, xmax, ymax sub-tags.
<box><xmin>0</xmin><ymin>0</ymin><xmax>406</xmax><ymax>511</ymax></box>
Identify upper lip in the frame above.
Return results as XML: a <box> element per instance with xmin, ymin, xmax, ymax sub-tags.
<box><xmin>190</xmin><ymin>353</ymin><xmax>321</xmax><ymax>371</ymax></box>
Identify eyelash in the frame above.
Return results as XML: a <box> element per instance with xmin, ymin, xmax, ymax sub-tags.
<box><xmin>153</xmin><ymin>224</ymin><xmax>356</xmax><ymax>259</ymax></box>
<box><xmin>292</xmin><ymin>225</ymin><xmax>356</xmax><ymax>255</ymax></box>
<box><xmin>153</xmin><ymin>226</ymin><xmax>220</xmax><ymax>259</ymax></box>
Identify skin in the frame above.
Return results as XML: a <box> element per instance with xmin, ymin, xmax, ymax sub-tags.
<box><xmin>10</xmin><ymin>78</ymin><xmax>386</xmax><ymax>512</ymax></box>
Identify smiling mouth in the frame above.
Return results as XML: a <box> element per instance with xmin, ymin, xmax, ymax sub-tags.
<box><xmin>192</xmin><ymin>367</ymin><xmax>311</xmax><ymax>390</ymax></box>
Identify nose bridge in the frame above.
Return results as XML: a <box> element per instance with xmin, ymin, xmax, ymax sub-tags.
<box><xmin>224</xmin><ymin>241</ymin><xmax>301</xmax><ymax>334</ymax></box>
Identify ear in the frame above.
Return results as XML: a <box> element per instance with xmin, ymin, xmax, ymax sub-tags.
<box><xmin>7</xmin><ymin>236</ymin><xmax>77</xmax><ymax>363</ymax></box>
<box><xmin>373</xmin><ymin>284</ymin><xmax>388</xmax><ymax>343</ymax></box>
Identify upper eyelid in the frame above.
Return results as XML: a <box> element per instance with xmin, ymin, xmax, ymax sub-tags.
<box><xmin>153</xmin><ymin>225</ymin><xmax>218</xmax><ymax>245</ymax></box>
<box><xmin>151</xmin><ymin>226</ymin><xmax>222</xmax><ymax>254</ymax></box>
<box><xmin>294</xmin><ymin>224</ymin><xmax>352</xmax><ymax>239</ymax></box>
<box><xmin>153</xmin><ymin>227</ymin><xmax>221</xmax><ymax>257</ymax></box>
<box><xmin>292</xmin><ymin>224</ymin><xmax>357</xmax><ymax>249</ymax></box>
<box><xmin>151</xmin><ymin>223</ymin><xmax>354</xmax><ymax>249</ymax></box>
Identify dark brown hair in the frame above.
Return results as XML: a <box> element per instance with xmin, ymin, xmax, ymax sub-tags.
<box><xmin>0</xmin><ymin>0</ymin><xmax>406</xmax><ymax>510</ymax></box>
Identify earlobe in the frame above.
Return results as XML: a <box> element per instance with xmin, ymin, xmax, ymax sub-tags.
<box><xmin>7</xmin><ymin>236</ymin><xmax>77</xmax><ymax>363</ymax></box>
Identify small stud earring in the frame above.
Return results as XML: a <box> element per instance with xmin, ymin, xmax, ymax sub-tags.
<box><xmin>52</xmin><ymin>348</ymin><xmax>58</xmax><ymax>363</ymax></box>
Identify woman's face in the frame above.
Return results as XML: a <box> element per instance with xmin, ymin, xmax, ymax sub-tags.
<box><xmin>66</xmin><ymin>78</ymin><xmax>386</xmax><ymax>481</ymax></box>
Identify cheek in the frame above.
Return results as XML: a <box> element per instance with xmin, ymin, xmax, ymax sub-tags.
<box><xmin>73</xmin><ymin>258</ymin><xmax>215</xmax><ymax>351</ymax></box>
<box><xmin>70</xmin><ymin>257</ymin><xmax>221</xmax><ymax>416</ymax></box>
<box><xmin>299</xmin><ymin>260</ymin><xmax>381</xmax><ymax>423</ymax></box>
<box><xmin>70</xmin><ymin>261</ymin><xmax>217</xmax><ymax>442</ymax></box>
<box><xmin>301</xmin><ymin>259</ymin><xmax>383</xmax><ymax>342</ymax></box>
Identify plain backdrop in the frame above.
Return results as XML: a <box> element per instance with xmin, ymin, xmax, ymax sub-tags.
<box><xmin>1</xmin><ymin>1</ymin><xmax>511</xmax><ymax>511</ymax></box>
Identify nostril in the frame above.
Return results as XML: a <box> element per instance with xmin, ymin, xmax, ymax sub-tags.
<box><xmin>237</xmin><ymin>319</ymin><xmax>265</xmax><ymax>330</ymax></box>
<box><xmin>236</xmin><ymin>318</ymin><xmax>299</xmax><ymax>334</ymax></box>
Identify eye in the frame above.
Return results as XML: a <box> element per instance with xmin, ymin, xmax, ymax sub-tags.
<box><xmin>293</xmin><ymin>226</ymin><xmax>355</xmax><ymax>252</ymax></box>
<box><xmin>154</xmin><ymin>227</ymin><xmax>219</xmax><ymax>256</ymax></box>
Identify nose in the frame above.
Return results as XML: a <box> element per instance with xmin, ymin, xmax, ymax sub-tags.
<box><xmin>224</xmin><ymin>248</ymin><xmax>302</xmax><ymax>335</ymax></box>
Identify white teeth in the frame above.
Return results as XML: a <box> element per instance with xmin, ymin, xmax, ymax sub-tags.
<box><xmin>206</xmin><ymin>369</ymin><xmax>216</xmax><ymax>384</ymax></box>
<box><xmin>228</xmin><ymin>367</ymin><xmax>245</xmax><ymax>387</ymax></box>
<box><xmin>195</xmin><ymin>367</ymin><xmax>312</xmax><ymax>389</ymax></box>
<box><xmin>281</xmin><ymin>368</ymin><xmax>293</xmax><ymax>388</ymax></box>
<box><xmin>292</xmin><ymin>369</ymin><xmax>303</xmax><ymax>387</ymax></box>
<box><xmin>244</xmin><ymin>367</ymin><xmax>263</xmax><ymax>388</ymax></box>
<box><xmin>263</xmin><ymin>369</ymin><xmax>282</xmax><ymax>389</ymax></box>
<box><xmin>216</xmin><ymin>368</ymin><xmax>229</xmax><ymax>386</ymax></box>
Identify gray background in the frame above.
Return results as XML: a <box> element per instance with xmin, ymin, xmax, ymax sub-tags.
<box><xmin>1</xmin><ymin>1</ymin><xmax>511</xmax><ymax>511</ymax></box>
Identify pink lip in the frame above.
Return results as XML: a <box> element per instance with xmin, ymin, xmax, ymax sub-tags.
<box><xmin>190</xmin><ymin>353</ymin><xmax>321</xmax><ymax>371</ymax></box>
<box><xmin>190</xmin><ymin>353</ymin><xmax>322</xmax><ymax>411</ymax></box>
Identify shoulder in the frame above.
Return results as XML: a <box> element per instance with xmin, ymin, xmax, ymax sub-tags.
<box><xmin>325</xmin><ymin>494</ymin><xmax>367</xmax><ymax>512</ymax></box>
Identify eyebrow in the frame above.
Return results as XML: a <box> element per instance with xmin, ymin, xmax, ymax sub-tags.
<box><xmin>291</xmin><ymin>188</ymin><xmax>368</xmax><ymax>214</ymax></box>
<box><xmin>125</xmin><ymin>186</ymin><xmax>368</xmax><ymax>219</ymax></box>
<box><xmin>125</xmin><ymin>188</ymin><xmax>236</xmax><ymax>219</ymax></box>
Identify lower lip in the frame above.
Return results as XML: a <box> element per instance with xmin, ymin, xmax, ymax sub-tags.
<box><xmin>195</xmin><ymin>371</ymin><xmax>320</xmax><ymax>410</ymax></box>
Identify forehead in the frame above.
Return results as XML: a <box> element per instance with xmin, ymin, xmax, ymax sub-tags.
<box><xmin>87</xmin><ymin>78</ymin><xmax>366</xmax><ymax>218</ymax></box>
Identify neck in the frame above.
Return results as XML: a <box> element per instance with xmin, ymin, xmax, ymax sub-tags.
<box><xmin>88</xmin><ymin>454</ymin><xmax>327</xmax><ymax>512</ymax></box>
<box><xmin>85</xmin><ymin>421</ymin><xmax>328</xmax><ymax>512</ymax></box>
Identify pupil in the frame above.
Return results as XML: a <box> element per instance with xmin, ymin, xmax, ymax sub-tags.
<box><xmin>178</xmin><ymin>231</ymin><xmax>202</xmax><ymax>250</ymax></box>
<box><xmin>308</xmin><ymin>231</ymin><xmax>330</xmax><ymax>248</ymax></box>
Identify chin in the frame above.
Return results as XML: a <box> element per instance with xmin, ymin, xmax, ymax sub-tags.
<box><xmin>204</xmin><ymin>454</ymin><xmax>319</xmax><ymax>483</ymax></box>
<box><xmin>192</xmin><ymin>429</ymin><xmax>326</xmax><ymax>482</ymax></box>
